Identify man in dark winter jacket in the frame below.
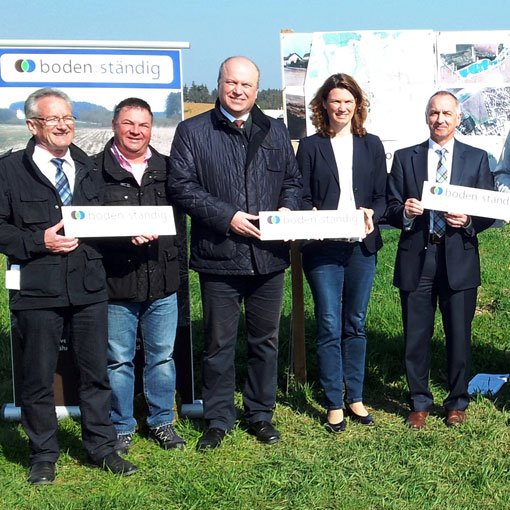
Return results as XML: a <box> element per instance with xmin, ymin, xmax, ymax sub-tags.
<box><xmin>0</xmin><ymin>88</ymin><xmax>137</xmax><ymax>485</ymax></box>
<box><xmin>169</xmin><ymin>57</ymin><xmax>301</xmax><ymax>450</ymax></box>
<box><xmin>94</xmin><ymin>98</ymin><xmax>185</xmax><ymax>454</ymax></box>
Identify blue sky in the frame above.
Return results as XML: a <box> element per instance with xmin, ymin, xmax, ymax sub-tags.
<box><xmin>1</xmin><ymin>0</ymin><xmax>509</xmax><ymax>90</ymax></box>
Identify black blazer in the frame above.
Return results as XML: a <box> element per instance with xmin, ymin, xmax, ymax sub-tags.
<box><xmin>296</xmin><ymin>132</ymin><xmax>387</xmax><ymax>253</ymax></box>
<box><xmin>386</xmin><ymin>139</ymin><xmax>495</xmax><ymax>291</ymax></box>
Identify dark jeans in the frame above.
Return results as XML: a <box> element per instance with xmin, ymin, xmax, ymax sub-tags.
<box><xmin>199</xmin><ymin>271</ymin><xmax>285</xmax><ymax>430</ymax></box>
<box><xmin>14</xmin><ymin>302</ymin><xmax>117</xmax><ymax>464</ymax></box>
<box><xmin>400</xmin><ymin>243</ymin><xmax>476</xmax><ymax>412</ymax></box>
<box><xmin>303</xmin><ymin>242</ymin><xmax>376</xmax><ymax>410</ymax></box>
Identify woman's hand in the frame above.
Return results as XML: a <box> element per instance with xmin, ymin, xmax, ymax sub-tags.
<box><xmin>311</xmin><ymin>206</ymin><xmax>323</xmax><ymax>241</ymax></box>
<box><xmin>360</xmin><ymin>207</ymin><xmax>374</xmax><ymax>235</ymax></box>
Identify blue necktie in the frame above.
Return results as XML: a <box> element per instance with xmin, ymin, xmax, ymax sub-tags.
<box><xmin>433</xmin><ymin>148</ymin><xmax>447</xmax><ymax>237</ymax></box>
<box><xmin>51</xmin><ymin>158</ymin><xmax>72</xmax><ymax>206</ymax></box>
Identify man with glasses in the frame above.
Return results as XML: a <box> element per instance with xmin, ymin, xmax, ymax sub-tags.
<box><xmin>0</xmin><ymin>88</ymin><xmax>138</xmax><ymax>484</ymax></box>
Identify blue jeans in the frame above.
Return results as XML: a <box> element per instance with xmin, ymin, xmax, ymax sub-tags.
<box><xmin>303</xmin><ymin>242</ymin><xmax>376</xmax><ymax>410</ymax></box>
<box><xmin>107</xmin><ymin>293</ymin><xmax>178</xmax><ymax>433</ymax></box>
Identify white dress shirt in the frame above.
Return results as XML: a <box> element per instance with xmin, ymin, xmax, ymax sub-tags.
<box><xmin>220</xmin><ymin>105</ymin><xmax>250</xmax><ymax>125</ymax></box>
<box><xmin>330</xmin><ymin>134</ymin><xmax>356</xmax><ymax>211</ymax></box>
<box><xmin>403</xmin><ymin>137</ymin><xmax>473</xmax><ymax>233</ymax></box>
<box><xmin>427</xmin><ymin>138</ymin><xmax>454</xmax><ymax>233</ymax></box>
<box><xmin>330</xmin><ymin>134</ymin><xmax>361</xmax><ymax>242</ymax></box>
<box><xmin>32</xmin><ymin>144</ymin><xmax>76</xmax><ymax>192</ymax></box>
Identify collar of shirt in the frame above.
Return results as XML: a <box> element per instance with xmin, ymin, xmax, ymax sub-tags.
<box><xmin>428</xmin><ymin>137</ymin><xmax>455</xmax><ymax>154</ymax></box>
<box><xmin>111</xmin><ymin>142</ymin><xmax>152</xmax><ymax>185</ymax></box>
<box><xmin>219</xmin><ymin>105</ymin><xmax>250</xmax><ymax>126</ymax></box>
<box><xmin>32</xmin><ymin>144</ymin><xmax>76</xmax><ymax>191</ymax></box>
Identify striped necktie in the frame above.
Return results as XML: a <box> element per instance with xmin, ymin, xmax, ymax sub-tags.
<box><xmin>432</xmin><ymin>148</ymin><xmax>447</xmax><ymax>237</ymax></box>
<box><xmin>51</xmin><ymin>158</ymin><xmax>72</xmax><ymax>206</ymax></box>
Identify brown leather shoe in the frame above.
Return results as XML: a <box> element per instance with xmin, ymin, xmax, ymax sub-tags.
<box><xmin>406</xmin><ymin>411</ymin><xmax>429</xmax><ymax>430</ymax></box>
<box><xmin>446</xmin><ymin>410</ymin><xmax>465</xmax><ymax>427</ymax></box>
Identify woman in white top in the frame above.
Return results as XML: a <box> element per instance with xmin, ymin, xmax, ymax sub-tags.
<box><xmin>296</xmin><ymin>73</ymin><xmax>387</xmax><ymax>432</ymax></box>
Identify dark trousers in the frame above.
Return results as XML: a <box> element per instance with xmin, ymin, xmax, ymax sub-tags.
<box><xmin>14</xmin><ymin>302</ymin><xmax>117</xmax><ymax>464</ymax></box>
<box><xmin>199</xmin><ymin>271</ymin><xmax>285</xmax><ymax>430</ymax></box>
<box><xmin>400</xmin><ymin>243</ymin><xmax>476</xmax><ymax>412</ymax></box>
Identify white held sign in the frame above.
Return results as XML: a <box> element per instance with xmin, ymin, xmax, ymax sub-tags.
<box><xmin>259</xmin><ymin>210</ymin><xmax>365</xmax><ymax>241</ymax></box>
<box><xmin>420</xmin><ymin>181</ymin><xmax>509</xmax><ymax>221</ymax></box>
<box><xmin>61</xmin><ymin>206</ymin><xmax>176</xmax><ymax>237</ymax></box>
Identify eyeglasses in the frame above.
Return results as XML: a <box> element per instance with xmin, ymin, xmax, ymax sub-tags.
<box><xmin>30</xmin><ymin>115</ymin><xmax>76</xmax><ymax>126</ymax></box>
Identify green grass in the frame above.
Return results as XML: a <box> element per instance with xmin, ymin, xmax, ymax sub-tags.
<box><xmin>1</xmin><ymin>228</ymin><xmax>510</xmax><ymax>509</ymax></box>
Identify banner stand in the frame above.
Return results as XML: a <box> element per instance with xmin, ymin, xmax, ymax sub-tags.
<box><xmin>0</xmin><ymin>39</ymin><xmax>203</xmax><ymax>422</ymax></box>
<box><xmin>1</xmin><ymin>402</ymin><xmax>204</xmax><ymax>421</ymax></box>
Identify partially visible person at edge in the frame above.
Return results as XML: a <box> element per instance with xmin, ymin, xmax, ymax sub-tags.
<box><xmin>494</xmin><ymin>129</ymin><xmax>510</xmax><ymax>192</ymax></box>
<box><xmin>94</xmin><ymin>98</ymin><xmax>185</xmax><ymax>455</ymax></box>
<box><xmin>386</xmin><ymin>91</ymin><xmax>494</xmax><ymax>430</ymax></box>
<box><xmin>0</xmin><ymin>88</ymin><xmax>138</xmax><ymax>485</ymax></box>
<box><xmin>168</xmin><ymin>56</ymin><xmax>302</xmax><ymax>450</ymax></box>
<box><xmin>296</xmin><ymin>73</ymin><xmax>387</xmax><ymax>433</ymax></box>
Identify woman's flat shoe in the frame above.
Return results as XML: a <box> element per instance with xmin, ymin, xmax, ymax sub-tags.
<box><xmin>325</xmin><ymin>420</ymin><xmax>346</xmax><ymax>433</ymax></box>
<box><xmin>346</xmin><ymin>406</ymin><xmax>375</xmax><ymax>426</ymax></box>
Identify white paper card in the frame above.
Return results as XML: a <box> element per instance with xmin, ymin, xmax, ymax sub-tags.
<box><xmin>259</xmin><ymin>210</ymin><xmax>365</xmax><ymax>241</ymax></box>
<box><xmin>5</xmin><ymin>264</ymin><xmax>20</xmax><ymax>290</ymax></box>
<box><xmin>61</xmin><ymin>206</ymin><xmax>176</xmax><ymax>238</ymax></box>
<box><xmin>421</xmin><ymin>181</ymin><xmax>510</xmax><ymax>220</ymax></box>
<box><xmin>468</xmin><ymin>373</ymin><xmax>509</xmax><ymax>396</ymax></box>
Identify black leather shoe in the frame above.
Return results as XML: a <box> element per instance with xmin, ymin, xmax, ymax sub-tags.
<box><xmin>325</xmin><ymin>420</ymin><xmax>347</xmax><ymax>434</ymax></box>
<box><xmin>89</xmin><ymin>452</ymin><xmax>138</xmax><ymax>476</ymax></box>
<box><xmin>28</xmin><ymin>462</ymin><xmax>55</xmax><ymax>485</ymax></box>
<box><xmin>249</xmin><ymin>421</ymin><xmax>280</xmax><ymax>444</ymax></box>
<box><xmin>196</xmin><ymin>427</ymin><xmax>226</xmax><ymax>451</ymax></box>
<box><xmin>346</xmin><ymin>406</ymin><xmax>375</xmax><ymax>426</ymax></box>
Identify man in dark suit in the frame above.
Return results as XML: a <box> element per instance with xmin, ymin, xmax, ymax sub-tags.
<box><xmin>386</xmin><ymin>91</ymin><xmax>494</xmax><ymax>429</ymax></box>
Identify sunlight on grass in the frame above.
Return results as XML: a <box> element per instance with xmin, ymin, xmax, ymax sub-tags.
<box><xmin>1</xmin><ymin>228</ymin><xmax>510</xmax><ymax>509</ymax></box>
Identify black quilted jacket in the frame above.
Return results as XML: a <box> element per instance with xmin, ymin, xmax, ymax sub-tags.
<box><xmin>168</xmin><ymin>101</ymin><xmax>302</xmax><ymax>275</ymax></box>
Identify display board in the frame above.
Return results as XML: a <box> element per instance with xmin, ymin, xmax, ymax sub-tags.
<box><xmin>0</xmin><ymin>40</ymin><xmax>201</xmax><ymax>419</ymax></box>
<box><xmin>281</xmin><ymin>30</ymin><xmax>510</xmax><ymax>170</ymax></box>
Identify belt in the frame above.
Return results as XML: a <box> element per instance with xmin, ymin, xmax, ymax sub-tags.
<box><xmin>429</xmin><ymin>233</ymin><xmax>445</xmax><ymax>245</ymax></box>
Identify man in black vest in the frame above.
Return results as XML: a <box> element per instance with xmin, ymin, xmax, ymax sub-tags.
<box><xmin>169</xmin><ymin>57</ymin><xmax>301</xmax><ymax>450</ymax></box>
<box><xmin>0</xmin><ymin>88</ymin><xmax>137</xmax><ymax>484</ymax></box>
<box><xmin>94</xmin><ymin>98</ymin><xmax>184</xmax><ymax>454</ymax></box>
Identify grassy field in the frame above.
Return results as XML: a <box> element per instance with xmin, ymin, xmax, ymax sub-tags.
<box><xmin>183</xmin><ymin>102</ymin><xmax>214</xmax><ymax>119</ymax></box>
<box><xmin>0</xmin><ymin>124</ymin><xmax>31</xmax><ymax>154</ymax></box>
<box><xmin>0</xmin><ymin>123</ymin><xmax>177</xmax><ymax>158</ymax></box>
<box><xmin>1</xmin><ymin>228</ymin><xmax>510</xmax><ymax>509</ymax></box>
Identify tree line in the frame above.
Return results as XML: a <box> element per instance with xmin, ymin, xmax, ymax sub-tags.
<box><xmin>183</xmin><ymin>82</ymin><xmax>283</xmax><ymax>110</ymax></box>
